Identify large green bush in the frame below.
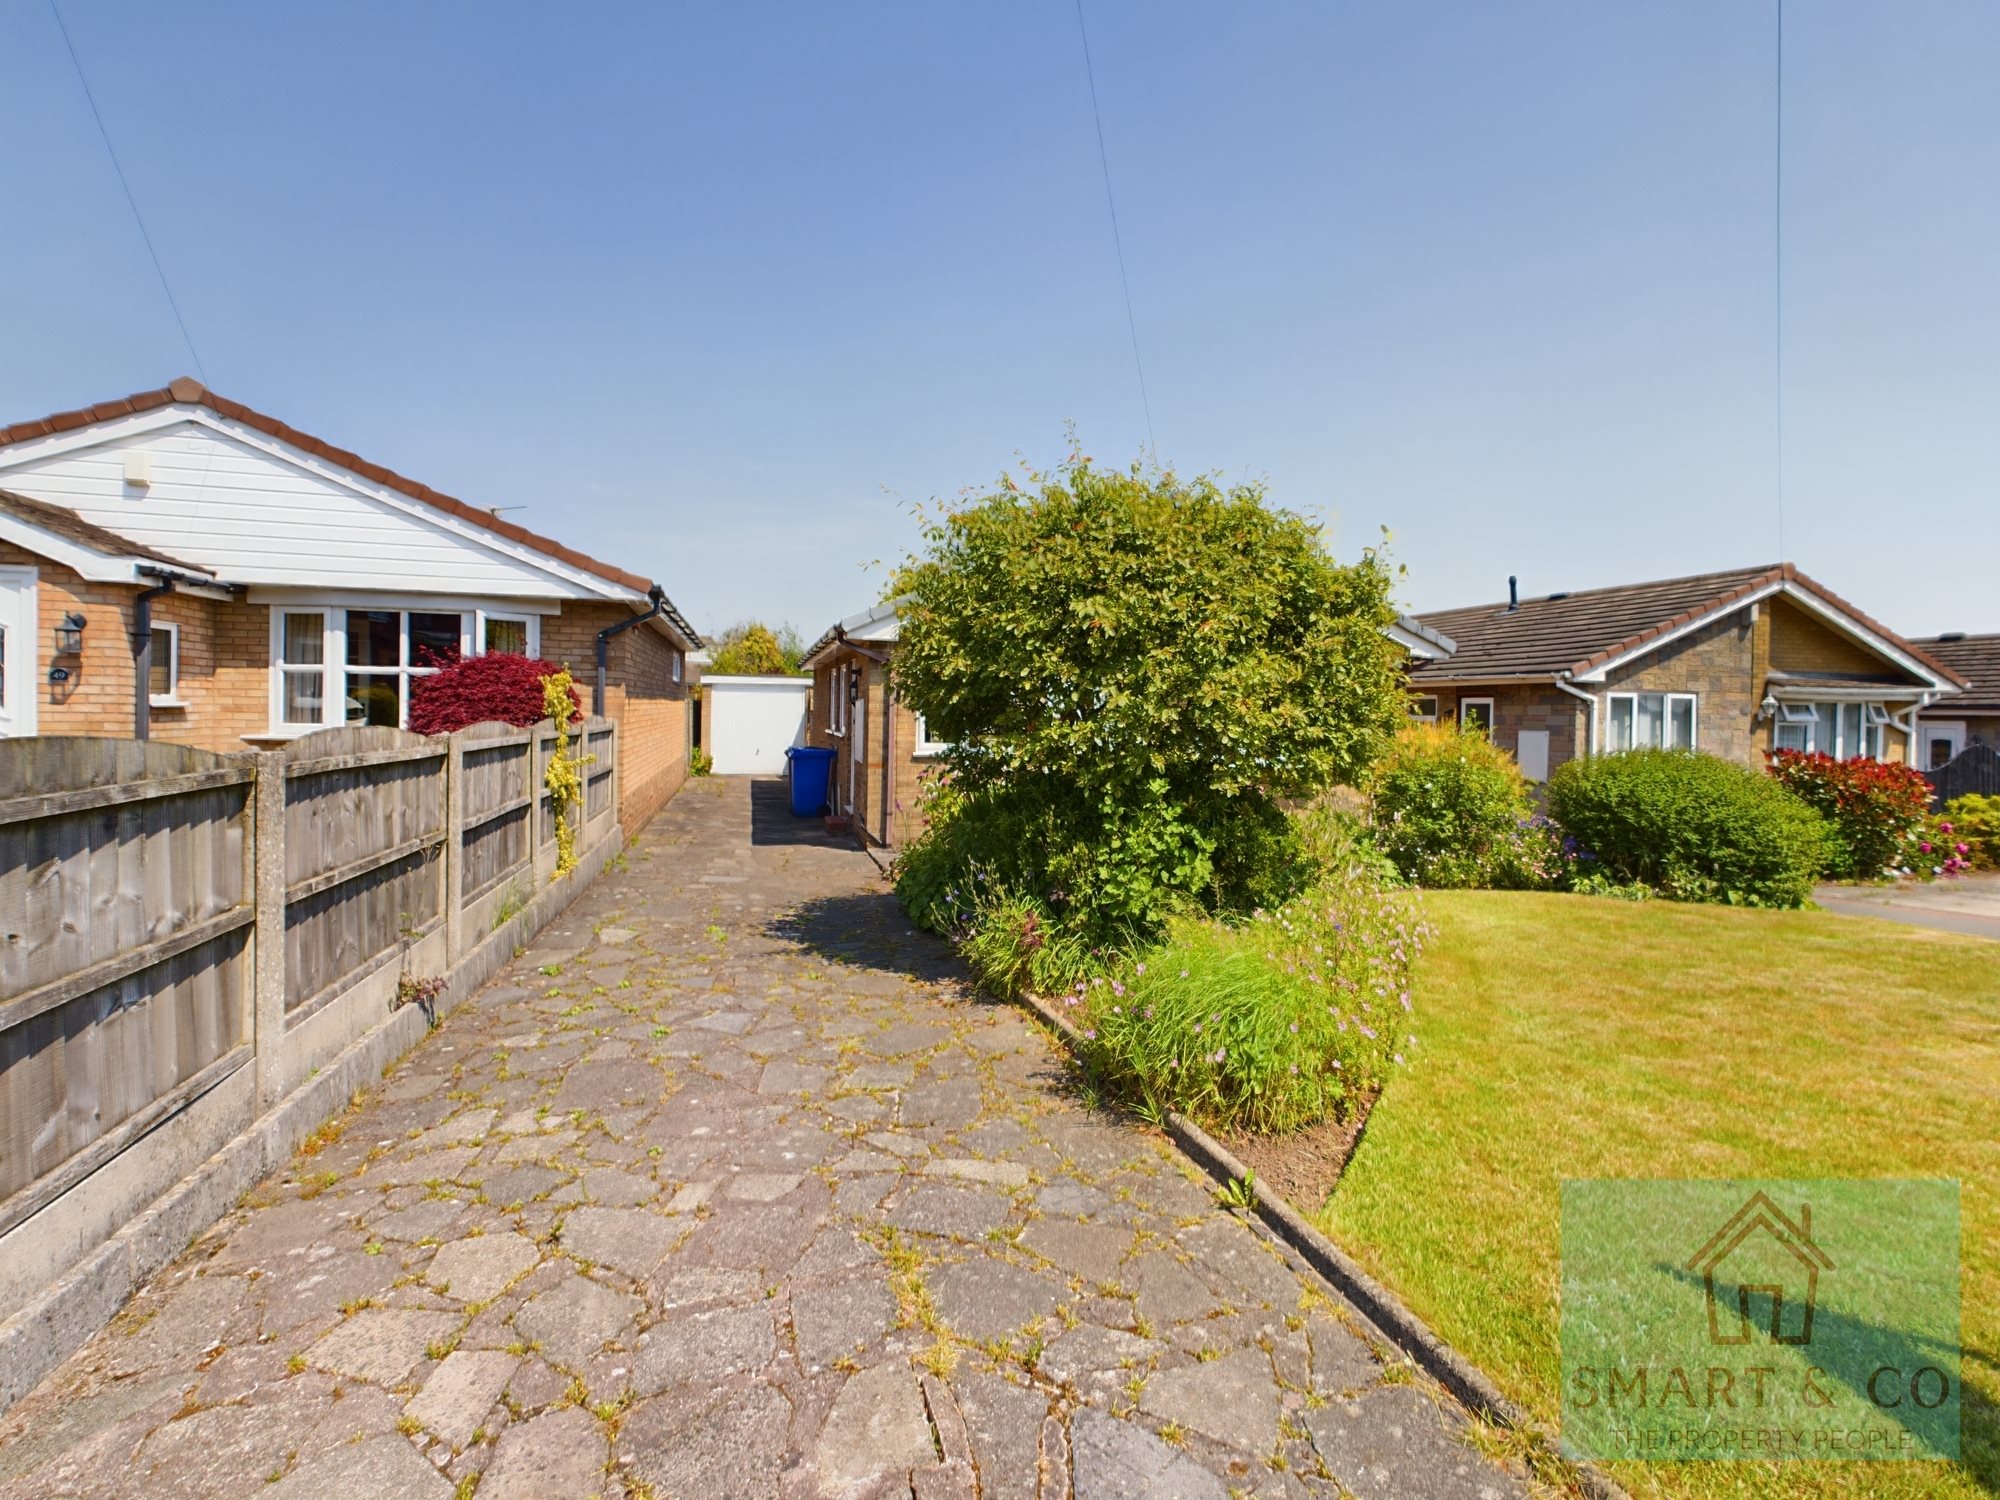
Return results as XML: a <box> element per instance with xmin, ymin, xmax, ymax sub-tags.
<box><xmin>890</xmin><ymin>454</ymin><xmax>1407</xmax><ymax>944</ymax></box>
<box><xmin>1546</xmin><ymin>750</ymin><xmax>1829</xmax><ymax>908</ymax></box>
<box><xmin>1366</xmin><ymin>722</ymin><xmax>1536</xmax><ymax>888</ymax></box>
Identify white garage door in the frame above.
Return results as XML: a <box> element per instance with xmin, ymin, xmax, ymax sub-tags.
<box><xmin>704</xmin><ymin>676</ymin><xmax>810</xmax><ymax>774</ymax></box>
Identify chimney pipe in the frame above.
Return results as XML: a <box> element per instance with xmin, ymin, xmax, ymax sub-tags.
<box><xmin>1508</xmin><ymin>575</ymin><xmax>1518</xmax><ymax>611</ymax></box>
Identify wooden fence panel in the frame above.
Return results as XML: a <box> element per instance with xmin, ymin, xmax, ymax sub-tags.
<box><xmin>0</xmin><ymin>739</ymin><xmax>253</xmax><ymax>1224</ymax></box>
<box><xmin>456</xmin><ymin>725</ymin><xmax>532</xmax><ymax>905</ymax></box>
<box><xmin>281</xmin><ymin>728</ymin><xmax>446</xmax><ymax>1019</ymax></box>
<box><xmin>0</xmin><ymin>718</ymin><xmax>624</xmax><ymax>1271</ymax></box>
<box><xmin>584</xmin><ymin>719</ymin><xmax>616</xmax><ymax>825</ymax></box>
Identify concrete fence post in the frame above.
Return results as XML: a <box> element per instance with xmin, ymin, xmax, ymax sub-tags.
<box><xmin>251</xmin><ymin>751</ymin><xmax>287</xmax><ymax>1111</ymax></box>
<box><xmin>443</xmin><ymin>731</ymin><xmax>465</xmax><ymax>966</ymax></box>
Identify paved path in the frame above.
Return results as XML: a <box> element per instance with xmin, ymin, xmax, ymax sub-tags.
<box><xmin>0</xmin><ymin>777</ymin><xmax>1533</xmax><ymax>1500</ymax></box>
<box><xmin>1815</xmin><ymin>870</ymin><xmax>2000</xmax><ymax>942</ymax></box>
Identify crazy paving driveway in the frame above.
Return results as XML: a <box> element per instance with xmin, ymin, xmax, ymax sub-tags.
<box><xmin>0</xmin><ymin>777</ymin><xmax>1534</xmax><ymax>1500</ymax></box>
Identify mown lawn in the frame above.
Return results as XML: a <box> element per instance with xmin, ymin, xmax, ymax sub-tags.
<box><xmin>1320</xmin><ymin>891</ymin><xmax>1999</xmax><ymax>1500</ymax></box>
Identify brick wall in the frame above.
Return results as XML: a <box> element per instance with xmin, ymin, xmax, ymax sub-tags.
<box><xmin>1605</xmin><ymin>606</ymin><xmax>1763</xmax><ymax>765</ymax></box>
<box><xmin>540</xmin><ymin>605</ymin><xmax>690</xmax><ymax>834</ymax></box>
<box><xmin>1414</xmin><ymin>684</ymin><xmax>1584</xmax><ymax>779</ymax></box>
<box><xmin>1767</xmin><ymin>596</ymin><xmax>1896</xmax><ymax>677</ymax></box>
<box><xmin>0</xmin><ymin>545</ymin><xmax>269</xmax><ymax>748</ymax></box>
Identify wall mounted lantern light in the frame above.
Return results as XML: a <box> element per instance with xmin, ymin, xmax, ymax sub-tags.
<box><xmin>53</xmin><ymin>612</ymin><xmax>86</xmax><ymax>656</ymax></box>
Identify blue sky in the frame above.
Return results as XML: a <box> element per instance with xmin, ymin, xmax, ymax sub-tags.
<box><xmin>4</xmin><ymin>2</ymin><xmax>1995</xmax><ymax>639</ymax></box>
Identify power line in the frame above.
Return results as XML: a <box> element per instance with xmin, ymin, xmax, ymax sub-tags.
<box><xmin>48</xmin><ymin>0</ymin><xmax>208</xmax><ymax>384</ymax></box>
<box><xmin>1774</xmin><ymin>0</ymin><xmax>1785</xmax><ymax>561</ymax></box>
<box><xmin>1073</xmin><ymin>0</ymin><xmax>1157</xmax><ymax>457</ymax></box>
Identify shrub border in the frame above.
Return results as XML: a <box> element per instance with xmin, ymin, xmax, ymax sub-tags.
<box><xmin>1015</xmin><ymin>986</ymin><xmax>1631</xmax><ymax>1500</ymax></box>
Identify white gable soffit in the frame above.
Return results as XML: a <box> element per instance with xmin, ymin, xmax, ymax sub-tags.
<box><xmin>0</xmin><ymin>405</ymin><xmax>643</xmax><ymax>604</ymax></box>
<box><xmin>1573</xmin><ymin>579</ymin><xmax>1952</xmax><ymax>690</ymax></box>
<box><xmin>1388</xmin><ymin>614</ymin><xmax>1455</xmax><ymax>660</ymax></box>
<box><xmin>0</xmin><ymin>509</ymin><xmax>173</xmax><ymax>585</ymax></box>
<box><xmin>838</xmin><ymin>596</ymin><xmax>903</xmax><ymax>642</ymax></box>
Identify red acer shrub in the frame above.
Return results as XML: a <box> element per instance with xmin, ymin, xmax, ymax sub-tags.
<box><xmin>407</xmin><ymin>652</ymin><xmax>581</xmax><ymax>735</ymax></box>
<box><xmin>1766</xmin><ymin>749</ymin><xmax>1930</xmax><ymax>879</ymax></box>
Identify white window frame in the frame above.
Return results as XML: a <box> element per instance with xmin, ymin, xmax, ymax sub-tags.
<box><xmin>1605</xmin><ymin>691</ymin><xmax>1698</xmax><ymax>752</ymax></box>
<box><xmin>1458</xmin><ymin>697</ymin><xmax>1495</xmax><ymax>733</ymax></box>
<box><xmin>1410</xmin><ymin>695</ymin><xmax>1439</xmax><ymax>724</ymax></box>
<box><xmin>148</xmin><ymin>621</ymin><xmax>182</xmax><ymax>707</ymax></box>
<box><xmin>270</xmin><ymin>605</ymin><xmax>523</xmax><ymax>735</ymax></box>
<box><xmin>1772</xmin><ymin>699</ymin><xmax>1891</xmax><ymax>759</ymax></box>
<box><xmin>828</xmin><ymin>664</ymin><xmax>848</xmax><ymax>736</ymax></box>
<box><xmin>913</xmin><ymin>712</ymin><xmax>950</xmax><ymax>757</ymax></box>
<box><xmin>671</xmin><ymin>649</ymin><xmax>683</xmax><ymax>685</ymax></box>
<box><xmin>474</xmin><ymin>608</ymin><xmax>539</xmax><ymax>658</ymax></box>
<box><xmin>273</xmin><ymin>608</ymin><xmax>335</xmax><ymax>731</ymax></box>
<box><xmin>342</xmin><ymin>608</ymin><xmax>469</xmax><ymax>729</ymax></box>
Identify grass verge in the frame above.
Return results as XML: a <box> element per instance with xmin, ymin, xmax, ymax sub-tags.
<box><xmin>1320</xmin><ymin>890</ymin><xmax>1998</xmax><ymax>1500</ymax></box>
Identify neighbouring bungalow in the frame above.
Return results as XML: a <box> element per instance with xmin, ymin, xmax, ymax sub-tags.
<box><xmin>803</xmin><ymin>598</ymin><xmax>932</xmax><ymax>848</ymax></box>
<box><xmin>1405</xmin><ymin>564</ymin><xmax>1964</xmax><ymax>782</ymax></box>
<box><xmin>0</xmin><ymin>378</ymin><xmax>701</xmax><ymax>831</ymax></box>
<box><xmin>801</xmin><ymin>597</ymin><xmax>1454</xmax><ymax>850</ymax></box>
<box><xmin>1909</xmin><ymin>633</ymin><xmax>2000</xmax><ymax>769</ymax></box>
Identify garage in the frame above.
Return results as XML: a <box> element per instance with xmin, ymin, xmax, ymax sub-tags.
<box><xmin>702</xmin><ymin>675</ymin><xmax>810</xmax><ymax>774</ymax></box>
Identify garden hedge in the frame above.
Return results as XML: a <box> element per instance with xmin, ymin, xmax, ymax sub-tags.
<box><xmin>1546</xmin><ymin>749</ymin><xmax>1829</xmax><ymax>907</ymax></box>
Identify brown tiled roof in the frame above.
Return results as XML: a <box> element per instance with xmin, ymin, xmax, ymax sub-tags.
<box><xmin>0</xmin><ymin>486</ymin><xmax>208</xmax><ymax>575</ymax></box>
<box><xmin>0</xmin><ymin>378</ymin><xmax>701</xmax><ymax>646</ymax></box>
<box><xmin>1410</xmin><ymin>562</ymin><xmax>1963</xmax><ymax>688</ymax></box>
<box><xmin>1912</xmin><ymin>633</ymin><xmax>2000</xmax><ymax>711</ymax></box>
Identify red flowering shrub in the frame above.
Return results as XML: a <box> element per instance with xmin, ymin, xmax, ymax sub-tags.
<box><xmin>407</xmin><ymin>652</ymin><xmax>580</xmax><ymax>735</ymax></box>
<box><xmin>1766</xmin><ymin>750</ymin><xmax>1930</xmax><ymax>880</ymax></box>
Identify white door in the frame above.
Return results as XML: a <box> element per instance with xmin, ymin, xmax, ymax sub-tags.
<box><xmin>848</xmin><ymin>697</ymin><xmax>865</xmax><ymax>816</ymax></box>
<box><xmin>1923</xmin><ymin>721</ymin><xmax>1966</xmax><ymax>772</ymax></box>
<box><xmin>0</xmin><ymin>569</ymin><xmax>37</xmax><ymax>738</ymax></box>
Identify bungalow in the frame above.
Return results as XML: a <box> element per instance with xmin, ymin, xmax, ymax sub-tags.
<box><xmin>1909</xmin><ymin>633</ymin><xmax>2000</xmax><ymax>769</ymax></box>
<box><xmin>0</xmin><ymin>378</ymin><xmax>701</xmax><ymax>831</ymax></box>
<box><xmin>1405</xmin><ymin>564</ymin><xmax>1963</xmax><ymax>781</ymax></box>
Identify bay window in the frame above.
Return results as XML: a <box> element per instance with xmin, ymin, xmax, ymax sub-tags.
<box><xmin>1773</xmin><ymin>701</ymin><xmax>1892</xmax><ymax>759</ymax></box>
<box><xmin>1606</xmin><ymin>691</ymin><xmax>1697</xmax><ymax>752</ymax></box>
<box><xmin>272</xmin><ymin>605</ymin><xmax>542</xmax><ymax>733</ymax></box>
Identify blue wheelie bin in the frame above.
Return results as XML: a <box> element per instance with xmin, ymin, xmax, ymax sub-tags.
<box><xmin>785</xmin><ymin>745</ymin><xmax>836</xmax><ymax>817</ymax></box>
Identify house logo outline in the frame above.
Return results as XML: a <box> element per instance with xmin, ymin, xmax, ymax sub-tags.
<box><xmin>1683</xmin><ymin>1190</ymin><xmax>1835</xmax><ymax>1346</ymax></box>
